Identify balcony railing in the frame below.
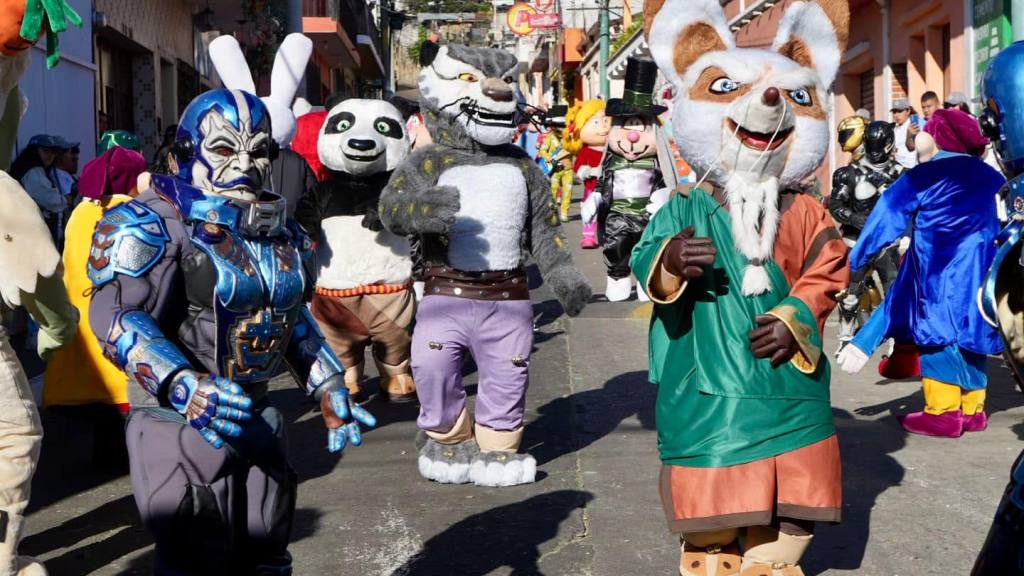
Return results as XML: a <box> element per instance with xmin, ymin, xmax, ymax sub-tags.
<box><xmin>304</xmin><ymin>0</ymin><xmax>383</xmax><ymax>56</ymax></box>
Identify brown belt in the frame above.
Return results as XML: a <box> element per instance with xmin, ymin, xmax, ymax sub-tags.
<box><xmin>423</xmin><ymin>266</ymin><xmax>530</xmax><ymax>301</ymax></box>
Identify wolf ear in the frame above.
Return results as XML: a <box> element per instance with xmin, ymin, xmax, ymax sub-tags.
<box><xmin>419</xmin><ymin>41</ymin><xmax>440</xmax><ymax>67</ymax></box>
<box><xmin>645</xmin><ymin>0</ymin><xmax>735</xmax><ymax>86</ymax></box>
<box><xmin>772</xmin><ymin>0</ymin><xmax>850</xmax><ymax>89</ymax></box>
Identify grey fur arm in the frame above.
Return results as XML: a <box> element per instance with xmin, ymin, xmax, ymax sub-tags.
<box><xmin>523</xmin><ymin>159</ymin><xmax>591</xmax><ymax>316</ymax></box>
<box><xmin>380</xmin><ymin>147</ymin><xmax>460</xmax><ymax>236</ymax></box>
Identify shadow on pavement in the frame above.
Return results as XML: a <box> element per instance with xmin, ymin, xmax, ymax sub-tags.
<box><xmin>390</xmin><ymin>490</ymin><xmax>594</xmax><ymax>576</ymax></box>
<box><xmin>524</xmin><ymin>371</ymin><xmax>655</xmax><ymax>467</ymax></box>
<box><xmin>802</xmin><ymin>408</ymin><xmax>906</xmax><ymax>575</ymax></box>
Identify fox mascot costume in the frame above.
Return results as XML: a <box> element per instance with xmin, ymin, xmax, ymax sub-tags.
<box><xmin>634</xmin><ymin>0</ymin><xmax>850</xmax><ymax>574</ymax></box>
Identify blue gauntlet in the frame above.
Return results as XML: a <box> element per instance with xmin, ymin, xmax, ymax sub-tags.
<box><xmin>168</xmin><ymin>371</ymin><xmax>254</xmax><ymax>449</ymax></box>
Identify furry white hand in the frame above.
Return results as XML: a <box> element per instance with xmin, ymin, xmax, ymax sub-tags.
<box><xmin>580</xmin><ymin>193</ymin><xmax>602</xmax><ymax>224</ymax></box>
<box><xmin>837</xmin><ymin>344</ymin><xmax>869</xmax><ymax>374</ymax></box>
<box><xmin>576</xmin><ymin>166</ymin><xmax>591</xmax><ymax>180</ymax></box>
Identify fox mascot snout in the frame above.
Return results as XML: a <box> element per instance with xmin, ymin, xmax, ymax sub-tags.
<box><xmin>644</xmin><ymin>0</ymin><xmax>849</xmax><ymax>295</ymax></box>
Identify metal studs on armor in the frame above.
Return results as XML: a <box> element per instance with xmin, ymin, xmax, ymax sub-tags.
<box><xmin>511</xmin><ymin>356</ymin><xmax>526</xmax><ymax>367</ymax></box>
<box><xmin>207</xmin><ymin>210</ymin><xmax>219</xmax><ymax>221</ymax></box>
<box><xmin>453</xmin><ymin>287</ymin><xmax>462</xmax><ymax>295</ymax></box>
<box><xmin>429</xmin><ymin>342</ymin><xmax>443</xmax><ymax>350</ymax></box>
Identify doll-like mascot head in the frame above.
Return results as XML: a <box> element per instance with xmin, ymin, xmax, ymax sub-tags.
<box><xmin>563</xmin><ymin>99</ymin><xmax>609</xmax><ymax>154</ymax></box>
<box><xmin>645</xmin><ymin>0</ymin><xmax>849</xmax><ymax>295</ymax></box>
<box><xmin>417</xmin><ymin>42</ymin><xmax>521</xmax><ymax>147</ymax></box>
<box><xmin>318</xmin><ymin>98</ymin><xmax>410</xmax><ymax>177</ymax></box>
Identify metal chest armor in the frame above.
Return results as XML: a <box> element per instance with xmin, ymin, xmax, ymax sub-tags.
<box><xmin>153</xmin><ymin>176</ymin><xmax>307</xmax><ymax>385</ymax></box>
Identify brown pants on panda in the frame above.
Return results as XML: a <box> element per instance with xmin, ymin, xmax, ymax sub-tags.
<box><xmin>311</xmin><ymin>286</ymin><xmax>417</xmax><ymax>402</ymax></box>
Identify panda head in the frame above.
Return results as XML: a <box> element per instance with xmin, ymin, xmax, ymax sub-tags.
<box><xmin>318</xmin><ymin>98</ymin><xmax>410</xmax><ymax>177</ymax></box>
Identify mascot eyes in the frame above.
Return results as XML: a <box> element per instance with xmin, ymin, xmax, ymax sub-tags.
<box><xmin>213</xmin><ymin>146</ymin><xmax>233</xmax><ymax>157</ymax></box>
<box><xmin>458</xmin><ymin>72</ymin><xmax>479</xmax><ymax>82</ymax></box>
<box><xmin>325</xmin><ymin>111</ymin><xmax>357</xmax><ymax>135</ymax></box>
<box><xmin>789</xmin><ymin>89</ymin><xmax>812</xmax><ymax>106</ymax></box>
<box><xmin>709</xmin><ymin>77</ymin><xmax>740</xmax><ymax>94</ymax></box>
<box><xmin>503</xmin><ymin>76</ymin><xmax>515</xmax><ymax>83</ymax></box>
<box><xmin>374</xmin><ymin>117</ymin><xmax>403</xmax><ymax>138</ymax></box>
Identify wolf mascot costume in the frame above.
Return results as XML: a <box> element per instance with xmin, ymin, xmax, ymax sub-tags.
<box><xmin>635</xmin><ymin>1</ymin><xmax>851</xmax><ymax>573</ymax></box>
<box><xmin>380</xmin><ymin>42</ymin><xmax>591</xmax><ymax>487</ymax></box>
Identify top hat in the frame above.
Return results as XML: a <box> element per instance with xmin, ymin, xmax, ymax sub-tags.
<box><xmin>607</xmin><ymin>57</ymin><xmax>667</xmax><ymax>118</ymax></box>
<box><xmin>545</xmin><ymin>105</ymin><xmax>568</xmax><ymax>128</ymax></box>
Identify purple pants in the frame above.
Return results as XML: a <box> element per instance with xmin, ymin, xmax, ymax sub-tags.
<box><xmin>413</xmin><ymin>295</ymin><xmax>534</xmax><ymax>433</ymax></box>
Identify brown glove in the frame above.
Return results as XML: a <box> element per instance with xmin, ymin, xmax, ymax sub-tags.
<box><xmin>661</xmin><ymin>226</ymin><xmax>717</xmax><ymax>280</ymax></box>
<box><xmin>748</xmin><ymin>315</ymin><xmax>800</xmax><ymax>368</ymax></box>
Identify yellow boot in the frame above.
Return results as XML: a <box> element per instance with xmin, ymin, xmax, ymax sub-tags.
<box><xmin>961</xmin><ymin>388</ymin><xmax>988</xmax><ymax>432</ymax></box>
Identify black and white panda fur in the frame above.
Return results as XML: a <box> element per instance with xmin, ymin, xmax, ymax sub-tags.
<box><xmin>296</xmin><ymin>98</ymin><xmax>412</xmax><ymax>288</ymax></box>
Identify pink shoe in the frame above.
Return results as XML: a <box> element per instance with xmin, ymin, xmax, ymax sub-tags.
<box><xmin>899</xmin><ymin>410</ymin><xmax>963</xmax><ymax>438</ymax></box>
<box><xmin>962</xmin><ymin>411</ymin><xmax>989</xmax><ymax>433</ymax></box>
<box><xmin>580</xmin><ymin>235</ymin><xmax>599</xmax><ymax>249</ymax></box>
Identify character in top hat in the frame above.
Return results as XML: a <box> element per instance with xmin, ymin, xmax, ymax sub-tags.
<box><xmin>582</xmin><ymin>57</ymin><xmax>666</xmax><ymax>302</ymax></box>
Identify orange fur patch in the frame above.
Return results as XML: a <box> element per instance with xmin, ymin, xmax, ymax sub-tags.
<box><xmin>643</xmin><ymin>0</ymin><xmax>667</xmax><ymax>38</ymax></box>
<box><xmin>674</xmin><ymin>23</ymin><xmax>728</xmax><ymax>83</ymax></box>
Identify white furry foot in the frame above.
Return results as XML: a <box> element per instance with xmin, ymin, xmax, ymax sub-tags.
<box><xmin>417</xmin><ymin>438</ymin><xmax>478</xmax><ymax>484</ymax></box>
<box><xmin>413</xmin><ymin>281</ymin><xmax>426</xmax><ymax>301</ymax></box>
<box><xmin>15</xmin><ymin>556</ymin><xmax>46</xmax><ymax>576</ymax></box>
<box><xmin>636</xmin><ymin>283</ymin><xmax>651</xmax><ymax>302</ymax></box>
<box><xmin>605</xmin><ymin>276</ymin><xmax>633</xmax><ymax>302</ymax></box>
<box><xmin>469</xmin><ymin>452</ymin><xmax>537</xmax><ymax>487</ymax></box>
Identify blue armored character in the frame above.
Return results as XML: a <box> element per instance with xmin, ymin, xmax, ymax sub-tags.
<box><xmin>972</xmin><ymin>40</ymin><xmax>1024</xmax><ymax>576</ymax></box>
<box><xmin>87</xmin><ymin>89</ymin><xmax>375</xmax><ymax>575</ymax></box>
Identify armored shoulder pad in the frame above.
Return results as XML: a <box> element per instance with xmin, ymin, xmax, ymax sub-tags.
<box><xmin>88</xmin><ymin>201</ymin><xmax>171</xmax><ymax>286</ymax></box>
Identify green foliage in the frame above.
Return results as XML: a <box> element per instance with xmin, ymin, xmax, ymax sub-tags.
<box><xmin>405</xmin><ymin>0</ymin><xmax>490</xmax><ymax>14</ymax></box>
<box><xmin>407</xmin><ymin>25</ymin><xmax>431</xmax><ymax>61</ymax></box>
<box><xmin>611</xmin><ymin>14</ymin><xmax>644</xmax><ymax>57</ymax></box>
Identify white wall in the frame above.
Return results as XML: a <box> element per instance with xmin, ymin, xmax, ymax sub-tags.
<box><xmin>17</xmin><ymin>0</ymin><xmax>96</xmax><ymax>163</ymax></box>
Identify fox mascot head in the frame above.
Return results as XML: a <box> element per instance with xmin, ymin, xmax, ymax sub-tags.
<box><xmin>645</xmin><ymin>0</ymin><xmax>849</xmax><ymax>295</ymax></box>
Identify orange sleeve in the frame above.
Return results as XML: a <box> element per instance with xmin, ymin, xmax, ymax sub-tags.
<box><xmin>773</xmin><ymin>195</ymin><xmax>850</xmax><ymax>332</ymax></box>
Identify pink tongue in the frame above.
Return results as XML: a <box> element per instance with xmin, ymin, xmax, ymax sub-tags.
<box><xmin>743</xmin><ymin>131</ymin><xmax>773</xmax><ymax>146</ymax></box>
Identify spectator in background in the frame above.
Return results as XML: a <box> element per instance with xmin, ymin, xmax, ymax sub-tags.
<box><xmin>920</xmin><ymin>91</ymin><xmax>941</xmax><ymax>120</ymax></box>
<box><xmin>53</xmin><ymin>136</ymin><xmax>80</xmax><ymax>204</ymax></box>
<box><xmin>150</xmin><ymin>123</ymin><xmax>177</xmax><ymax>175</ymax></box>
<box><xmin>10</xmin><ymin>135</ymin><xmax>66</xmax><ymax>245</ymax></box>
<box><xmin>892</xmin><ymin>99</ymin><xmax>918</xmax><ymax>169</ymax></box>
<box><xmin>944</xmin><ymin>92</ymin><xmax>972</xmax><ymax>115</ymax></box>
<box><xmin>855</xmin><ymin>107</ymin><xmax>872</xmax><ymax>121</ymax></box>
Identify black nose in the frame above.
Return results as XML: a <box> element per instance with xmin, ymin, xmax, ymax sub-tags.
<box><xmin>348</xmin><ymin>139</ymin><xmax>376</xmax><ymax>151</ymax></box>
<box><xmin>482</xmin><ymin>78</ymin><xmax>514</xmax><ymax>102</ymax></box>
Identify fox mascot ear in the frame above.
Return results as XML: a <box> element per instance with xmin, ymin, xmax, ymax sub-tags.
<box><xmin>772</xmin><ymin>0</ymin><xmax>850</xmax><ymax>89</ymax></box>
<box><xmin>644</xmin><ymin>0</ymin><xmax>734</xmax><ymax>87</ymax></box>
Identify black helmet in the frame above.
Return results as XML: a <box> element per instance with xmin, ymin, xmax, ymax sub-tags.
<box><xmin>864</xmin><ymin>121</ymin><xmax>896</xmax><ymax>164</ymax></box>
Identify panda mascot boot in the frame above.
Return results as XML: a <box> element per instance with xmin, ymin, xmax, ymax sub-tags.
<box><xmin>295</xmin><ymin>98</ymin><xmax>418</xmax><ymax>404</ymax></box>
<box><xmin>379</xmin><ymin>42</ymin><xmax>591</xmax><ymax>487</ymax></box>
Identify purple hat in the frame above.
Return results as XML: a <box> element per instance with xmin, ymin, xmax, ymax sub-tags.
<box><xmin>924</xmin><ymin>108</ymin><xmax>990</xmax><ymax>157</ymax></box>
<box><xmin>78</xmin><ymin>147</ymin><xmax>148</xmax><ymax>200</ymax></box>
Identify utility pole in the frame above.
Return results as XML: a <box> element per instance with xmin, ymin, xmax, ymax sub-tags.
<box><xmin>599</xmin><ymin>0</ymin><xmax>609</xmax><ymax>98</ymax></box>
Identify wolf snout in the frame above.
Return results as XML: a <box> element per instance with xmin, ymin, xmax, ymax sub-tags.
<box><xmin>482</xmin><ymin>78</ymin><xmax>514</xmax><ymax>102</ymax></box>
<box><xmin>762</xmin><ymin>87</ymin><xmax>781</xmax><ymax>106</ymax></box>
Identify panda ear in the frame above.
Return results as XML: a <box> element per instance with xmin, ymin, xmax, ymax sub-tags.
<box><xmin>419</xmin><ymin>41</ymin><xmax>440</xmax><ymax>67</ymax></box>
<box><xmin>325</xmin><ymin>92</ymin><xmax>350</xmax><ymax>111</ymax></box>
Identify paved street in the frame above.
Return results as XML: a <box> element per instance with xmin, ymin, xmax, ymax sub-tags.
<box><xmin>20</xmin><ymin>200</ymin><xmax>1024</xmax><ymax>576</ymax></box>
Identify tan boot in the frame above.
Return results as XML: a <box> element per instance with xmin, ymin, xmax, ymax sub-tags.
<box><xmin>739</xmin><ymin>563</ymin><xmax>804</xmax><ymax>576</ymax></box>
<box><xmin>15</xmin><ymin>556</ymin><xmax>46</xmax><ymax>576</ymax></box>
<box><xmin>680</xmin><ymin>531</ymin><xmax>741</xmax><ymax>576</ymax></box>
<box><xmin>740</xmin><ymin>525</ymin><xmax>810</xmax><ymax>576</ymax></box>
<box><xmin>343</xmin><ymin>362</ymin><xmax>372</xmax><ymax>404</ymax></box>
<box><xmin>375</xmin><ymin>358</ymin><xmax>417</xmax><ymax>403</ymax></box>
<box><xmin>680</xmin><ymin>542</ymin><xmax>741</xmax><ymax>576</ymax></box>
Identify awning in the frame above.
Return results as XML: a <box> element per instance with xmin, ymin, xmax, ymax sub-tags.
<box><xmin>356</xmin><ymin>34</ymin><xmax>385</xmax><ymax>79</ymax></box>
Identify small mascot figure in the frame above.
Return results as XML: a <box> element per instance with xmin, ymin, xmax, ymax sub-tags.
<box><xmin>295</xmin><ymin>98</ymin><xmax>418</xmax><ymax>403</ymax></box>
<box><xmin>380</xmin><ymin>42</ymin><xmax>591</xmax><ymax>487</ymax></box>
<box><xmin>636</xmin><ymin>0</ymin><xmax>852</xmax><ymax>573</ymax></box>
<box><xmin>564</xmin><ymin>99</ymin><xmax>610</xmax><ymax>248</ymax></box>
<box><xmin>582</xmin><ymin>57</ymin><xmax>666</xmax><ymax>302</ymax></box>
<box><xmin>537</xmin><ymin>105</ymin><xmax>574</xmax><ymax>222</ymax></box>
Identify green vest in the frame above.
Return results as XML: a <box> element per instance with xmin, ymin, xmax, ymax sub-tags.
<box><xmin>631</xmin><ymin>189</ymin><xmax>835</xmax><ymax>468</ymax></box>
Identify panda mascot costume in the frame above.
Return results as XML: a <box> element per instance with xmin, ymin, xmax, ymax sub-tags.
<box><xmin>295</xmin><ymin>98</ymin><xmax>417</xmax><ymax>403</ymax></box>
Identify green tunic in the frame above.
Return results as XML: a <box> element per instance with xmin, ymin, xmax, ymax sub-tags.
<box><xmin>631</xmin><ymin>189</ymin><xmax>835</xmax><ymax>468</ymax></box>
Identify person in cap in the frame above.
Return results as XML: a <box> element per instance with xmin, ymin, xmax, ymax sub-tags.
<box><xmin>52</xmin><ymin>135</ymin><xmax>79</xmax><ymax>206</ymax></box>
<box><xmin>10</xmin><ymin>135</ymin><xmax>66</xmax><ymax>245</ymax></box>
<box><xmin>581</xmin><ymin>56</ymin><xmax>666</xmax><ymax>302</ymax></box>
<box><xmin>943</xmin><ymin>91</ymin><xmax>971</xmax><ymax>114</ymax></box>
<box><xmin>891</xmin><ymin>99</ymin><xmax>919</xmax><ymax>169</ymax></box>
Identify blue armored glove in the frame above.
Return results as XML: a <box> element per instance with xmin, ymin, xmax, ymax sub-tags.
<box><xmin>169</xmin><ymin>371</ymin><xmax>253</xmax><ymax>449</ymax></box>
<box><xmin>319</xmin><ymin>381</ymin><xmax>377</xmax><ymax>453</ymax></box>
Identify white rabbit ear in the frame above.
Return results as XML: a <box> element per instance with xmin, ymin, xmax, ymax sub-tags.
<box><xmin>210</xmin><ymin>35</ymin><xmax>256</xmax><ymax>94</ymax></box>
<box><xmin>268</xmin><ymin>33</ymin><xmax>313</xmax><ymax>106</ymax></box>
<box><xmin>292</xmin><ymin>97</ymin><xmax>313</xmax><ymax>118</ymax></box>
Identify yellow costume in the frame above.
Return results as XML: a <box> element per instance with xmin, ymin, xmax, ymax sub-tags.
<box><xmin>43</xmin><ymin>195</ymin><xmax>132</xmax><ymax>406</ymax></box>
